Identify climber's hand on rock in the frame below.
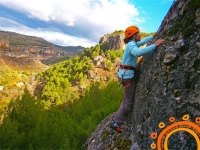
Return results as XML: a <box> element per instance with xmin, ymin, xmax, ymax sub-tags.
<box><xmin>155</xmin><ymin>39</ymin><xmax>164</xmax><ymax>47</ymax></box>
<box><xmin>138</xmin><ymin>56</ymin><xmax>144</xmax><ymax>63</ymax></box>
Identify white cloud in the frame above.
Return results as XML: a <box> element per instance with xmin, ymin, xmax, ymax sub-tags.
<box><xmin>0</xmin><ymin>0</ymin><xmax>144</xmax><ymax>43</ymax></box>
<box><xmin>0</xmin><ymin>17</ymin><xmax>95</xmax><ymax>47</ymax></box>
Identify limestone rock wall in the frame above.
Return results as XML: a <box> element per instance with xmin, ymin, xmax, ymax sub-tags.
<box><xmin>99</xmin><ymin>34</ymin><xmax>125</xmax><ymax>51</ymax></box>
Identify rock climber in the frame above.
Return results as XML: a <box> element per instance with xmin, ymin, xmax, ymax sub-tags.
<box><xmin>112</xmin><ymin>26</ymin><xmax>164</xmax><ymax>133</ymax></box>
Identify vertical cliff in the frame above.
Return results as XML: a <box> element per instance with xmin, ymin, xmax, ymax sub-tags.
<box><xmin>99</xmin><ymin>31</ymin><xmax>125</xmax><ymax>51</ymax></box>
<box><xmin>86</xmin><ymin>0</ymin><xmax>200</xmax><ymax>149</ymax></box>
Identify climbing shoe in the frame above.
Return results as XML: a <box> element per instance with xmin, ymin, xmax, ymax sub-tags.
<box><xmin>111</xmin><ymin>122</ymin><xmax>123</xmax><ymax>133</ymax></box>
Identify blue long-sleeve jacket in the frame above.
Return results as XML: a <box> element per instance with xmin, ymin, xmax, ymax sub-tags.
<box><xmin>118</xmin><ymin>35</ymin><xmax>156</xmax><ymax>79</ymax></box>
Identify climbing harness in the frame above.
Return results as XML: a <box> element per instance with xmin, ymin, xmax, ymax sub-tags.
<box><xmin>119</xmin><ymin>64</ymin><xmax>136</xmax><ymax>71</ymax></box>
<box><xmin>118</xmin><ymin>64</ymin><xmax>136</xmax><ymax>90</ymax></box>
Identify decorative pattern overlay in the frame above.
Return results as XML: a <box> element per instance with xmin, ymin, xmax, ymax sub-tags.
<box><xmin>150</xmin><ymin>114</ymin><xmax>200</xmax><ymax>150</ymax></box>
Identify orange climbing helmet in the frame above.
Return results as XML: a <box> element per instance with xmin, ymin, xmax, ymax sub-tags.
<box><xmin>125</xmin><ymin>26</ymin><xmax>140</xmax><ymax>38</ymax></box>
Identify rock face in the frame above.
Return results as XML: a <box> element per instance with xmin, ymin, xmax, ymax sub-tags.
<box><xmin>99</xmin><ymin>33</ymin><xmax>125</xmax><ymax>51</ymax></box>
<box><xmin>86</xmin><ymin>0</ymin><xmax>200</xmax><ymax>149</ymax></box>
<box><xmin>0</xmin><ymin>38</ymin><xmax>68</xmax><ymax>57</ymax></box>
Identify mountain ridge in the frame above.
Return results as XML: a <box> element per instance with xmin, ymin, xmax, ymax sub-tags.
<box><xmin>0</xmin><ymin>30</ymin><xmax>85</xmax><ymax>51</ymax></box>
<box><xmin>0</xmin><ymin>31</ymin><xmax>86</xmax><ymax>68</ymax></box>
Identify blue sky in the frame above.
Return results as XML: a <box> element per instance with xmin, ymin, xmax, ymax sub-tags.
<box><xmin>0</xmin><ymin>0</ymin><xmax>174</xmax><ymax>47</ymax></box>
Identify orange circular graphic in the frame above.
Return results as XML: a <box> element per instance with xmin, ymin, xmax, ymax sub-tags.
<box><xmin>169</xmin><ymin>117</ymin><xmax>175</xmax><ymax>123</ymax></box>
<box><xmin>182</xmin><ymin>114</ymin><xmax>190</xmax><ymax>121</ymax></box>
<box><xmin>159</xmin><ymin>122</ymin><xmax>165</xmax><ymax>129</ymax></box>
<box><xmin>164</xmin><ymin>128</ymin><xmax>199</xmax><ymax>149</ymax></box>
<box><xmin>195</xmin><ymin>117</ymin><xmax>200</xmax><ymax>124</ymax></box>
<box><xmin>150</xmin><ymin>115</ymin><xmax>200</xmax><ymax>150</ymax></box>
<box><xmin>150</xmin><ymin>132</ymin><xmax>157</xmax><ymax>139</ymax></box>
<box><xmin>150</xmin><ymin>143</ymin><xmax>156</xmax><ymax>149</ymax></box>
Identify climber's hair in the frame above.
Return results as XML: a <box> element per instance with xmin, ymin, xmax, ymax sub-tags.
<box><xmin>124</xmin><ymin>36</ymin><xmax>133</xmax><ymax>44</ymax></box>
<box><xmin>123</xmin><ymin>32</ymin><xmax>138</xmax><ymax>44</ymax></box>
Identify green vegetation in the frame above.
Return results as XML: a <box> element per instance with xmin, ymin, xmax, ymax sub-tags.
<box><xmin>0</xmin><ymin>66</ymin><xmax>30</xmax><ymax>114</ymax></box>
<box><xmin>38</xmin><ymin>43</ymin><xmax>124</xmax><ymax>108</ymax></box>
<box><xmin>183</xmin><ymin>27</ymin><xmax>195</xmax><ymax>38</ymax></box>
<box><xmin>103</xmin><ymin>30</ymin><xmax>153</xmax><ymax>37</ymax></box>
<box><xmin>167</xmin><ymin>21</ymin><xmax>183</xmax><ymax>36</ymax></box>
<box><xmin>45</xmin><ymin>56</ymin><xmax>71</xmax><ymax>65</ymax></box>
<box><xmin>0</xmin><ymin>61</ymin><xmax>49</xmax><ymax>117</ymax></box>
<box><xmin>0</xmin><ymin>82</ymin><xmax>123</xmax><ymax>149</ymax></box>
<box><xmin>140</xmin><ymin>32</ymin><xmax>154</xmax><ymax>38</ymax></box>
<box><xmin>82</xmin><ymin>44</ymin><xmax>102</xmax><ymax>58</ymax></box>
<box><xmin>188</xmin><ymin>0</ymin><xmax>200</xmax><ymax>10</ymax></box>
<box><xmin>9</xmin><ymin>41</ymin><xmax>24</xmax><ymax>46</ymax></box>
<box><xmin>105</xmin><ymin>49</ymin><xmax>124</xmax><ymax>62</ymax></box>
<box><xmin>109</xmin><ymin>30</ymin><xmax>124</xmax><ymax>36</ymax></box>
<box><xmin>81</xmin><ymin>43</ymin><xmax>124</xmax><ymax>61</ymax></box>
<box><xmin>38</xmin><ymin>55</ymin><xmax>94</xmax><ymax>108</ymax></box>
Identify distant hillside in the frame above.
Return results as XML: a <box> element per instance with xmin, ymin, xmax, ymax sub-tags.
<box><xmin>0</xmin><ymin>31</ymin><xmax>87</xmax><ymax>68</ymax></box>
<box><xmin>0</xmin><ymin>31</ymin><xmax>54</xmax><ymax>47</ymax></box>
<box><xmin>0</xmin><ymin>31</ymin><xmax>85</xmax><ymax>52</ymax></box>
<box><xmin>56</xmin><ymin>45</ymin><xmax>85</xmax><ymax>52</ymax></box>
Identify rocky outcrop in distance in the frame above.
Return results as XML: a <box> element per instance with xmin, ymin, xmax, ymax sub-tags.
<box><xmin>0</xmin><ymin>37</ymin><xmax>68</xmax><ymax>57</ymax></box>
<box><xmin>86</xmin><ymin>0</ymin><xmax>200</xmax><ymax>149</ymax></box>
<box><xmin>99</xmin><ymin>32</ymin><xmax>125</xmax><ymax>51</ymax></box>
